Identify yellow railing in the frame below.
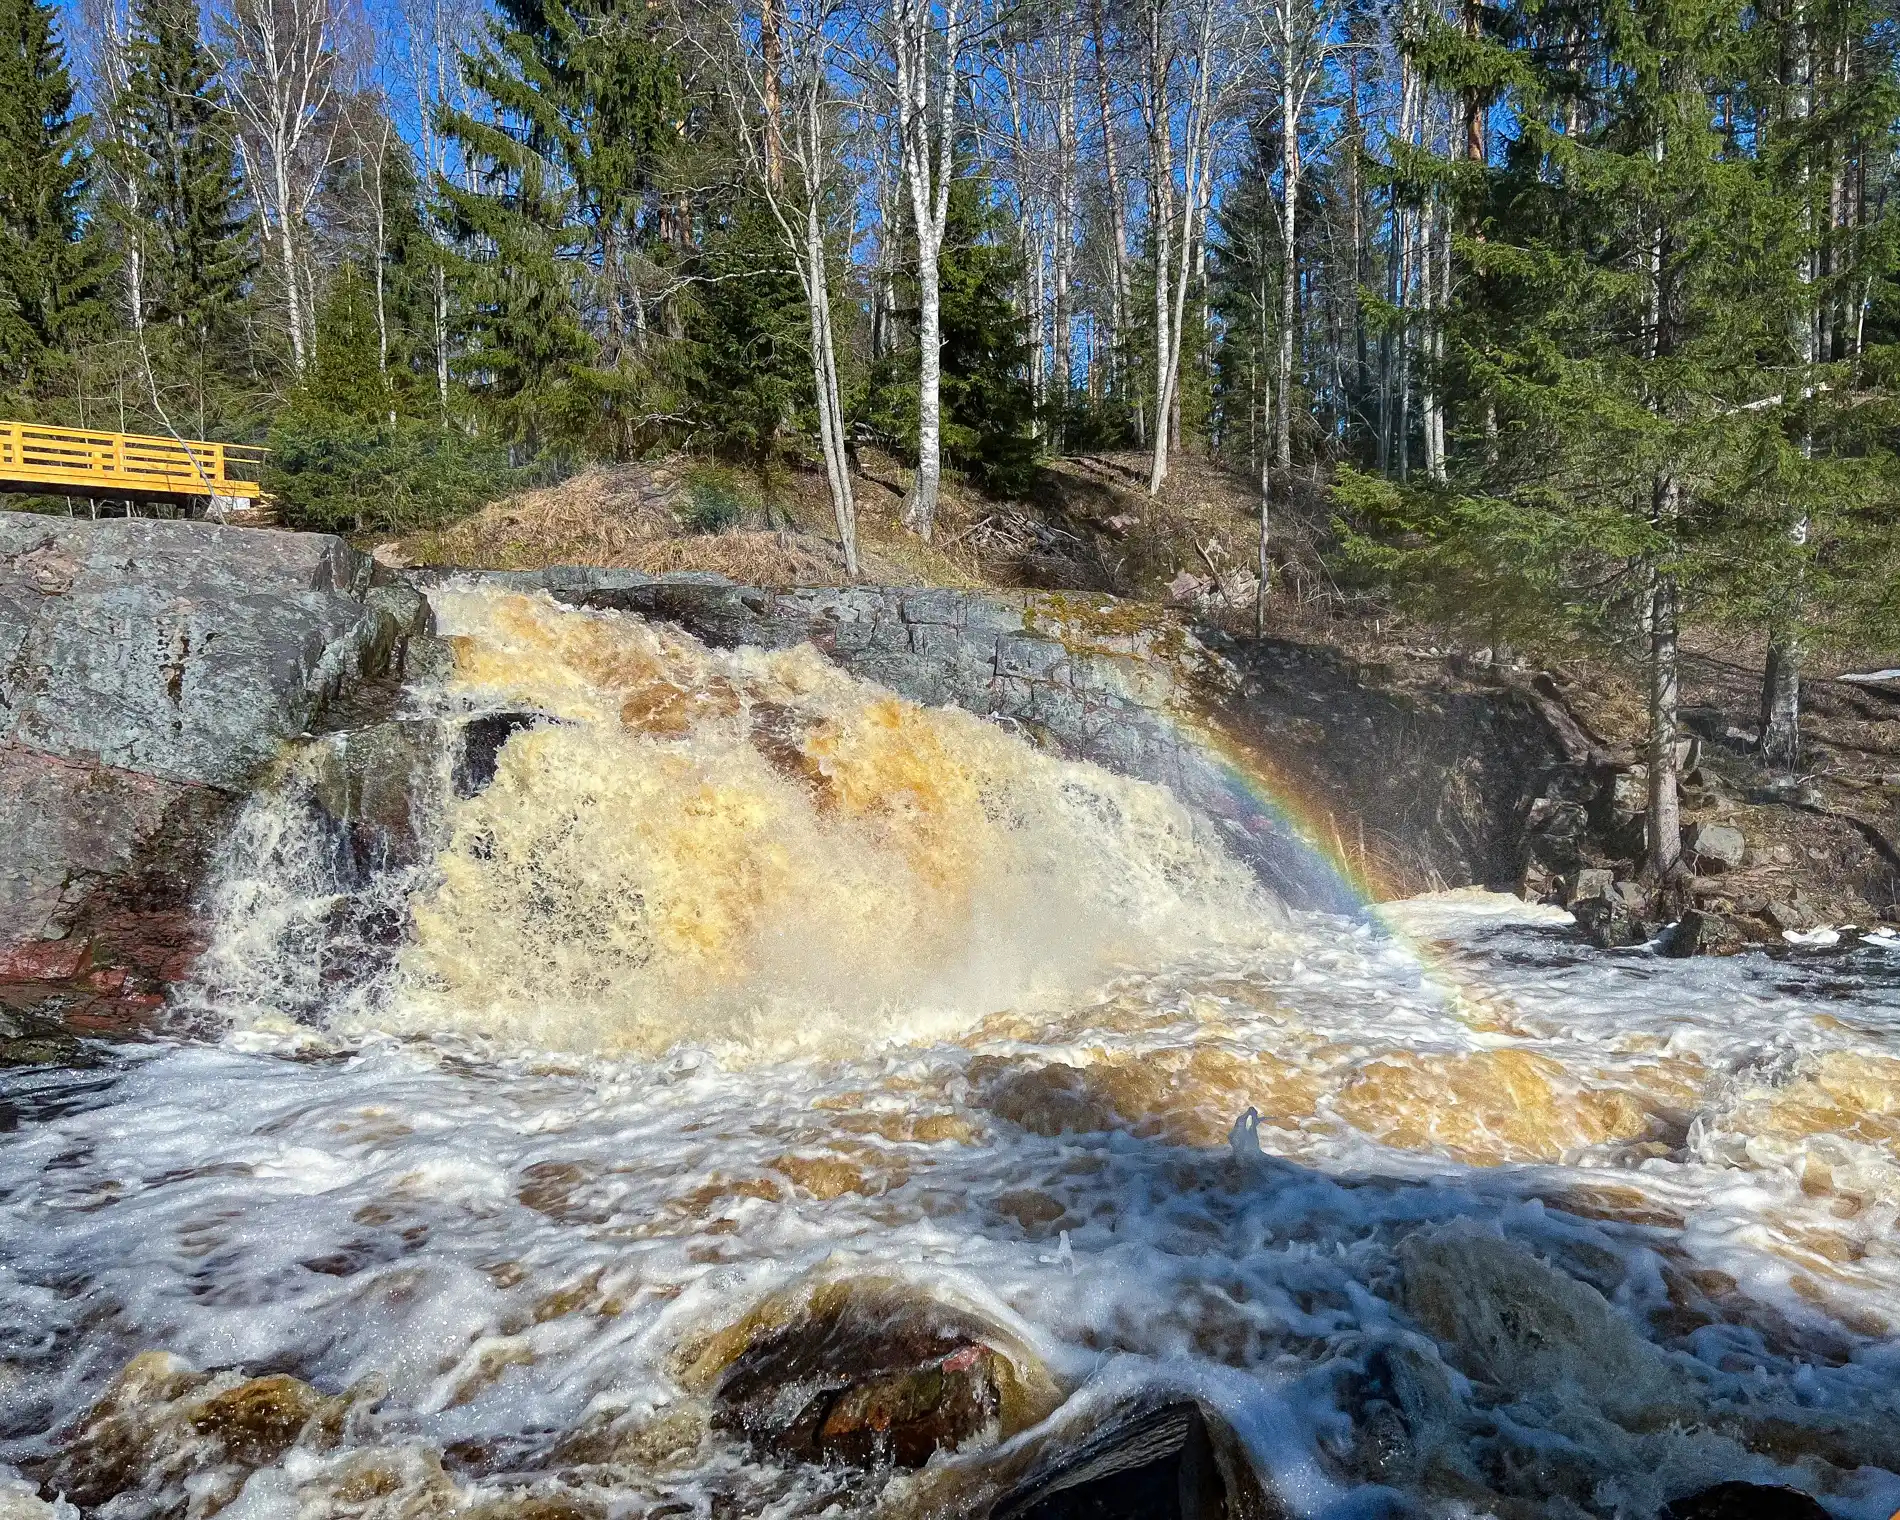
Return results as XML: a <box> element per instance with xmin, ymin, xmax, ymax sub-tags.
<box><xmin>0</xmin><ymin>421</ymin><xmax>264</xmax><ymax>502</ymax></box>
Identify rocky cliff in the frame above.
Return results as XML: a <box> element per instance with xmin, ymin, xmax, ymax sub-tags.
<box><xmin>0</xmin><ymin>513</ymin><xmax>427</xmax><ymax>1038</ymax></box>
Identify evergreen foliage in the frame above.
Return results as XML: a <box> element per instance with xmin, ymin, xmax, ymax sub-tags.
<box><xmin>437</xmin><ymin>0</ymin><xmax>682</xmax><ymax>452</ymax></box>
<box><xmin>675</xmin><ymin>190</ymin><xmax>809</xmax><ymax>462</ymax></box>
<box><xmin>0</xmin><ymin>0</ymin><xmax>107</xmax><ymax>396</ymax></box>
<box><xmin>860</xmin><ymin>167</ymin><xmax>1039</xmax><ymax>495</ymax></box>
<box><xmin>268</xmin><ymin>264</ymin><xmax>517</xmax><ymax>533</ymax></box>
<box><xmin>114</xmin><ymin>0</ymin><xmax>249</xmax><ymax>347</ymax></box>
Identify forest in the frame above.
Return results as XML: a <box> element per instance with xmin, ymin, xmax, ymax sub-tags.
<box><xmin>1</xmin><ymin>0</ymin><xmax>1897</xmax><ymax>882</ymax></box>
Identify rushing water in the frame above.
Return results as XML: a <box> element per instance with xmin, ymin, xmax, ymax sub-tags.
<box><xmin>6</xmin><ymin>588</ymin><xmax>1900</xmax><ymax>1520</ymax></box>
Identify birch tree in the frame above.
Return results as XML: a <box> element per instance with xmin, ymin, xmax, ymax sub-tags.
<box><xmin>391</xmin><ymin>0</ymin><xmax>479</xmax><ymax>411</ymax></box>
<box><xmin>891</xmin><ymin>0</ymin><xmax>965</xmax><ymax>539</ymax></box>
<box><xmin>715</xmin><ymin>0</ymin><xmax>862</xmax><ymax>573</ymax></box>
<box><xmin>1254</xmin><ymin>0</ymin><xmax>1347</xmax><ymax>612</ymax></box>
<box><xmin>213</xmin><ymin>0</ymin><xmax>343</xmax><ymax>371</ymax></box>
<box><xmin>1139</xmin><ymin>0</ymin><xmax>1232</xmax><ymax>494</ymax></box>
<box><xmin>1089</xmin><ymin>0</ymin><xmax>1133</xmax><ymax>413</ymax></box>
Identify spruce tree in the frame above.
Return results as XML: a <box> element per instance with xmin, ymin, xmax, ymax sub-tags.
<box><xmin>857</xmin><ymin>166</ymin><xmax>1038</xmax><ymax>495</ymax></box>
<box><xmin>1344</xmin><ymin>0</ymin><xmax>1801</xmax><ymax>882</ymax></box>
<box><xmin>437</xmin><ymin>0</ymin><xmax>680</xmax><ymax>449</ymax></box>
<box><xmin>0</xmin><ymin>0</ymin><xmax>107</xmax><ymax>396</ymax></box>
<box><xmin>116</xmin><ymin>0</ymin><xmax>250</xmax><ymax>350</ymax></box>
<box><xmin>939</xmin><ymin>171</ymin><xmax>1037</xmax><ymax>495</ymax></box>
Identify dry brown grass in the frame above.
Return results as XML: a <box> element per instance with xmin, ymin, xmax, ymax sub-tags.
<box><xmin>394</xmin><ymin>460</ymin><xmax>937</xmax><ymax>590</ymax></box>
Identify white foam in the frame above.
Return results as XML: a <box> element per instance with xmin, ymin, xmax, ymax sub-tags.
<box><xmin>7</xmin><ymin>591</ymin><xmax>1900</xmax><ymax>1518</ymax></box>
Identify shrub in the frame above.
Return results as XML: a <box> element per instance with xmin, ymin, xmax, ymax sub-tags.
<box><xmin>266</xmin><ymin>410</ymin><xmax>520</xmax><ymax>535</ymax></box>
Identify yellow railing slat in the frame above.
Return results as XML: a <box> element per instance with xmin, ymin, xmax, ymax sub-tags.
<box><xmin>0</xmin><ymin>420</ymin><xmax>262</xmax><ymax>498</ymax></box>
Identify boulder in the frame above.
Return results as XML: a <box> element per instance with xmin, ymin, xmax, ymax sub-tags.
<box><xmin>1682</xmin><ymin>822</ymin><xmax>1746</xmax><ymax>873</ymax></box>
<box><xmin>0</xmin><ymin>514</ymin><xmax>406</xmax><ymax>787</ymax></box>
<box><xmin>0</xmin><ymin>512</ymin><xmax>421</xmax><ymax>1033</ymax></box>
<box><xmin>1397</xmin><ymin>1230</ymin><xmax>1699</xmax><ymax>1429</ymax></box>
<box><xmin>1567</xmin><ymin>867</ymin><xmax>1615</xmax><ymax>906</ymax></box>
<box><xmin>1659</xmin><ymin>1483</ymin><xmax>1828</xmax><ymax>1520</ymax></box>
<box><xmin>689</xmin><ymin>1277</ymin><xmax>1061</xmax><ymax>1475</ymax></box>
<box><xmin>1664</xmin><ymin>908</ymin><xmax>1749</xmax><ymax>958</ymax></box>
<box><xmin>712</xmin><ymin>1307</ymin><xmax>1008</xmax><ymax>1470</ymax></box>
<box><xmin>0</xmin><ymin>1004</ymin><xmax>83</xmax><ymax>1065</ymax></box>
<box><xmin>987</xmin><ymin>1401</ymin><xmax>1277</xmax><ymax>1520</ymax></box>
<box><xmin>1759</xmin><ymin>899</ymin><xmax>1808</xmax><ymax>934</ymax></box>
<box><xmin>1572</xmin><ymin>887</ymin><xmax>1651</xmax><ymax>949</ymax></box>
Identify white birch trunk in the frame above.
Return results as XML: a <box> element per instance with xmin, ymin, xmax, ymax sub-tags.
<box><xmin>894</xmin><ymin>0</ymin><xmax>961</xmax><ymax>539</ymax></box>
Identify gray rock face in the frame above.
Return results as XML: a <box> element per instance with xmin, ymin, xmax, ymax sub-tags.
<box><xmin>1</xmin><ymin>513</ymin><xmax>406</xmax><ymax>788</ymax></box>
<box><xmin>0</xmin><ymin>512</ymin><xmax>420</xmax><ymax>1036</ymax></box>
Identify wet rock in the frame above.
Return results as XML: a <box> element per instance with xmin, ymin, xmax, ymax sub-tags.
<box><xmin>0</xmin><ymin>1005</ymin><xmax>83</xmax><ymax>1066</ymax></box>
<box><xmin>455</xmin><ymin>711</ymin><xmax>548</xmax><ymax>797</ymax></box>
<box><xmin>1569</xmin><ymin>869</ymin><xmax>1655</xmax><ymax>947</ymax></box>
<box><xmin>306</xmin><ymin>719</ymin><xmax>447</xmax><ymax>878</ymax></box>
<box><xmin>990</xmin><ymin>1401</ymin><xmax>1269</xmax><ymax>1520</ymax></box>
<box><xmin>895</xmin><ymin>1395</ymin><xmax>1280</xmax><ymax>1520</ymax></box>
<box><xmin>1567</xmin><ymin>867</ymin><xmax>1616</xmax><ymax>906</ymax></box>
<box><xmin>713</xmin><ymin>1316</ymin><xmax>1001</xmax><ymax>1469</ymax></box>
<box><xmin>46</xmin><ymin>1352</ymin><xmax>375</xmax><ymax>1513</ymax></box>
<box><xmin>1572</xmin><ymin>890</ymin><xmax>1650</xmax><ymax>949</ymax></box>
<box><xmin>1682</xmin><ymin>823</ymin><xmax>1746</xmax><ymax>874</ymax></box>
<box><xmin>0</xmin><ymin>513</ymin><xmax>421</xmax><ymax>1033</ymax></box>
<box><xmin>1658</xmin><ymin>1482</ymin><xmax>1829</xmax><ymax>1520</ymax></box>
<box><xmin>1335</xmin><ymin>1339</ymin><xmax>1476</xmax><ymax>1491</ymax></box>
<box><xmin>1397</xmin><ymin>1230</ymin><xmax>1699</xmax><ymax>1428</ymax></box>
<box><xmin>404</xmin><ymin>633</ymin><xmax>457</xmax><ymax>683</ymax></box>
<box><xmin>1665</xmin><ymin>909</ymin><xmax>1749</xmax><ymax>958</ymax></box>
<box><xmin>688</xmin><ymin>1278</ymin><xmax>1062</xmax><ymax>1473</ymax></box>
<box><xmin>0</xmin><ymin>745</ymin><xmax>238</xmax><ymax>1031</ymax></box>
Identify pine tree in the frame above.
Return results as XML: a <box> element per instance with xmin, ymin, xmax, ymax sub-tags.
<box><xmin>0</xmin><ymin>0</ymin><xmax>108</xmax><ymax>396</ymax></box>
<box><xmin>116</xmin><ymin>0</ymin><xmax>250</xmax><ymax>349</ymax></box>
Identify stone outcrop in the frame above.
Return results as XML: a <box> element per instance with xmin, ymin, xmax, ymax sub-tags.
<box><xmin>0</xmin><ymin>512</ymin><xmax>425</xmax><ymax>1032</ymax></box>
<box><xmin>1208</xmin><ymin>638</ymin><xmax>1608</xmax><ymax>895</ymax></box>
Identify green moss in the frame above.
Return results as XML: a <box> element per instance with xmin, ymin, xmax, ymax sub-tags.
<box><xmin>1022</xmin><ymin>592</ymin><xmax>1195</xmax><ymax>663</ymax></box>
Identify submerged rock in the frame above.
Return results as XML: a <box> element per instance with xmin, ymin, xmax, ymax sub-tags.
<box><xmin>44</xmin><ymin>1351</ymin><xmax>379</xmax><ymax>1516</ymax></box>
<box><xmin>682</xmin><ymin>1276</ymin><xmax>1062</xmax><ymax>1476</ymax></box>
<box><xmin>707</xmin><ymin>1294</ymin><xmax>1021</xmax><ymax>1470</ymax></box>
<box><xmin>1398</xmin><ymin>1230</ymin><xmax>1699</xmax><ymax>1427</ymax></box>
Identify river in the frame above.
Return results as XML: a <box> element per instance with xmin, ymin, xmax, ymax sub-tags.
<box><xmin>5</xmin><ymin>588</ymin><xmax>1899</xmax><ymax>1520</ymax></box>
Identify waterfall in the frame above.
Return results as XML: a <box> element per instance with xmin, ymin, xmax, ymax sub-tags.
<box><xmin>180</xmin><ymin>585</ymin><xmax>1280</xmax><ymax>1058</ymax></box>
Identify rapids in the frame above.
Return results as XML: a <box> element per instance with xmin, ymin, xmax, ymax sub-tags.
<box><xmin>6</xmin><ymin>586</ymin><xmax>1900</xmax><ymax>1520</ymax></box>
